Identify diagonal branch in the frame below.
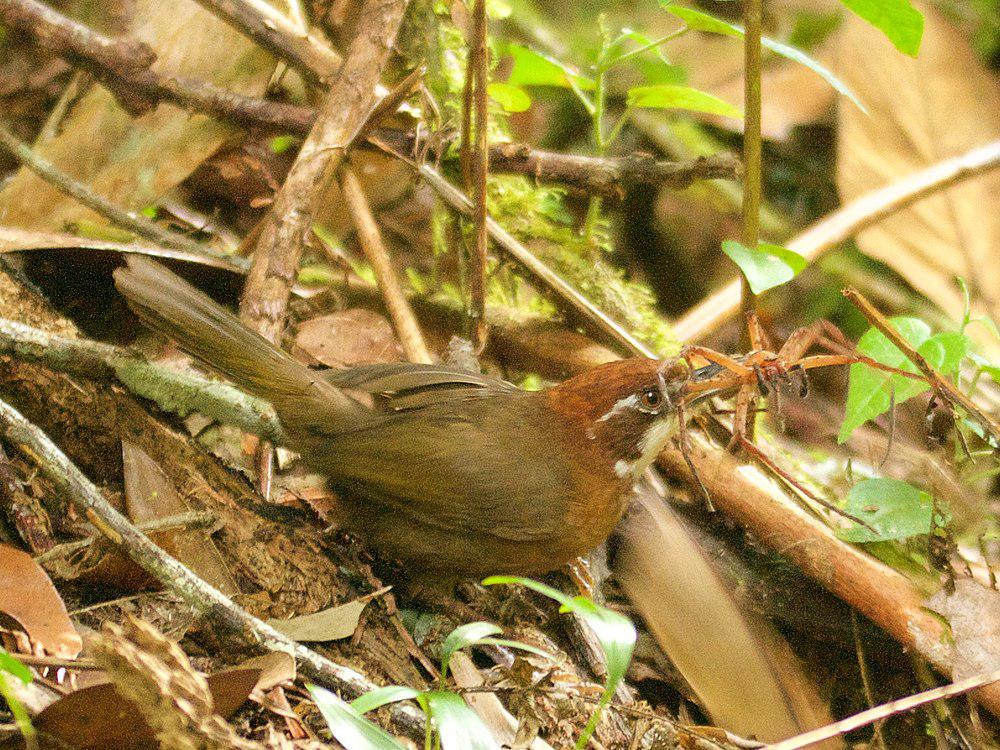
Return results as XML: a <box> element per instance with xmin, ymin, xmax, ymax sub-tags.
<box><xmin>674</xmin><ymin>140</ymin><xmax>1000</xmax><ymax>342</ymax></box>
<box><xmin>843</xmin><ymin>287</ymin><xmax>1000</xmax><ymax>445</ymax></box>
<box><xmin>189</xmin><ymin>0</ymin><xmax>340</xmax><ymax>85</ymax></box>
<box><xmin>238</xmin><ymin>0</ymin><xmax>409</xmax><ymax>344</ymax></box>
<box><xmin>0</xmin><ymin>0</ymin><xmax>738</xmax><ymax>196</ymax></box>
<box><xmin>0</xmin><ymin>123</ymin><xmax>213</xmax><ymax>257</ymax></box>
<box><xmin>0</xmin><ymin>394</ymin><xmax>425</xmax><ymax>738</ymax></box>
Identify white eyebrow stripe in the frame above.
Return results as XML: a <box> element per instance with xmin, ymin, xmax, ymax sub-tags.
<box><xmin>597</xmin><ymin>393</ymin><xmax>640</xmax><ymax>422</ymax></box>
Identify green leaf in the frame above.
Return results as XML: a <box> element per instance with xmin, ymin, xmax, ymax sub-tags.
<box><xmin>721</xmin><ymin>240</ymin><xmax>807</xmax><ymax>294</ymax></box>
<box><xmin>836</xmin><ymin>478</ymin><xmax>942</xmax><ymax>542</ymax></box>
<box><xmin>309</xmin><ymin>684</ymin><xmax>405</xmax><ymax>750</ymax></box>
<box><xmin>269</xmin><ymin>134</ymin><xmax>297</xmax><ymax>154</ymax></box>
<box><xmin>486</xmin><ymin>82</ymin><xmax>532</xmax><ymax>113</ymax></box>
<box><xmin>0</xmin><ymin>650</ymin><xmax>31</xmax><ymax>685</ymax></box>
<box><xmin>440</xmin><ymin>622</ymin><xmax>551</xmax><ymax>679</ymax></box>
<box><xmin>970</xmin><ymin>352</ymin><xmax>1000</xmax><ymax>386</ymax></box>
<box><xmin>421</xmin><ymin>691</ymin><xmax>499</xmax><ymax>750</ymax></box>
<box><xmin>839</xmin><ymin>0</ymin><xmax>924</xmax><ymax>56</ymax></box>
<box><xmin>660</xmin><ymin>4</ymin><xmax>741</xmax><ymax>37</ymax></box>
<box><xmin>351</xmin><ymin>685</ymin><xmax>421</xmax><ymax>715</ymax></box>
<box><xmin>482</xmin><ymin>577</ymin><xmax>636</xmax><ymax>694</ymax></box>
<box><xmin>485</xmin><ymin>0</ymin><xmax>511</xmax><ymax>19</ymax></box>
<box><xmin>140</xmin><ymin>205</ymin><xmax>158</xmax><ymax>219</ymax></box>
<box><xmin>626</xmin><ymin>84</ymin><xmax>741</xmax><ymax>118</ymax></box>
<box><xmin>633</xmin><ymin>57</ymin><xmax>687</xmax><ymax>85</ymax></box>
<box><xmin>837</xmin><ymin>320</ymin><xmax>969</xmax><ymax>442</ymax></box>
<box><xmin>660</xmin><ymin>4</ymin><xmax>866</xmax><ymax>112</ymax></box>
<box><xmin>441</xmin><ymin>622</ymin><xmax>501</xmax><ymax>666</ymax></box>
<box><xmin>472</xmin><ymin>638</ymin><xmax>552</xmax><ymax>660</ymax></box>
<box><xmin>506</xmin><ymin>45</ymin><xmax>595</xmax><ymax>90</ymax></box>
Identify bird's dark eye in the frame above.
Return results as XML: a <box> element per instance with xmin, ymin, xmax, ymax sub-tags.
<box><xmin>638</xmin><ymin>388</ymin><xmax>662</xmax><ymax>410</ymax></box>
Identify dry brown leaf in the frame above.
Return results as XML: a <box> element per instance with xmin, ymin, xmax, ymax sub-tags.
<box><xmin>266</xmin><ymin>593</ymin><xmax>380</xmax><ymax>642</ymax></box>
<box><xmin>0</xmin><ymin>543</ymin><xmax>81</xmax><ymax>658</ymax></box>
<box><xmin>3</xmin><ymin>618</ymin><xmax>268</xmax><ymax>750</ymax></box>
<box><xmin>91</xmin><ymin>618</ymin><xmax>264</xmax><ymax>750</ymax></box>
<box><xmin>927</xmin><ymin>579</ymin><xmax>1000</xmax><ymax>681</ymax></box>
<box><xmin>292</xmin><ymin>309</ymin><xmax>403</xmax><ymax>368</ymax></box>
<box><xmin>835</xmin><ymin>6</ymin><xmax>1000</xmax><ymax>331</ymax></box>
<box><xmin>122</xmin><ymin>441</ymin><xmax>239</xmax><ymax>596</ymax></box>
<box><xmin>616</xmin><ymin>487</ymin><xmax>838</xmax><ymax>745</ymax></box>
<box><xmin>0</xmin><ymin>0</ymin><xmax>275</xmax><ymax>233</ymax></box>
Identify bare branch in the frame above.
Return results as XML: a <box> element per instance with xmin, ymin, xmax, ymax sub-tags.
<box><xmin>0</xmin><ymin>394</ymin><xmax>425</xmax><ymax>738</ymax></box>
<box><xmin>674</xmin><ymin>140</ymin><xmax>1000</xmax><ymax>342</ymax></box>
<box><xmin>238</xmin><ymin>0</ymin><xmax>410</xmax><ymax>344</ymax></box>
<box><xmin>190</xmin><ymin>0</ymin><xmax>340</xmax><ymax>85</ymax></box>
<box><xmin>843</xmin><ymin>287</ymin><xmax>1000</xmax><ymax>444</ymax></box>
<box><xmin>340</xmin><ymin>166</ymin><xmax>432</xmax><ymax>364</ymax></box>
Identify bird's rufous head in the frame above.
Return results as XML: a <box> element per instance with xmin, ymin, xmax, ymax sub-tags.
<box><xmin>547</xmin><ymin>357</ymin><xmax>690</xmax><ymax>481</ymax></box>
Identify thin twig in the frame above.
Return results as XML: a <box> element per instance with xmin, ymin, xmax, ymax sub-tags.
<box><xmin>0</xmin><ymin>317</ymin><xmax>281</xmax><ymax>440</ymax></box>
<box><xmin>0</xmin><ymin>123</ymin><xmax>213</xmax><ymax>257</ymax></box>
<box><xmin>765</xmin><ymin>669</ymin><xmax>1000</xmax><ymax>750</ymax></box>
<box><xmin>340</xmin><ymin>166</ymin><xmax>432</xmax><ymax>364</ymax></box>
<box><xmin>739</xmin><ymin>0</ymin><xmax>763</xmax><ymax>335</ymax></box>
<box><xmin>674</xmin><ymin>140</ymin><xmax>1000</xmax><ymax>342</ymax></box>
<box><xmin>0</xmin><ymin>395</ymin><xmax>426</xmax><ymax>738</ymax></box>
<box><xmin>34</xmin><ymin>511</ymin><xmax>217</xmax><ymax>565</ymax></box>
<box><xmin>851</xmin><ymin>611</ymin><xmax>888</xmax><ymax>750</ymax></box>
<box><xmin>4</xmin><ymin>654</ymin><xmax>101</xmax><ymax>671</ymax></box>
<box><xmin>386</xmin><ymin>152</ymin><xmax>656</xmax><ymax>358</ymax></box>
<box><xmin>486</xmin><ymin>145</ymin><xmax>740</xmax><ymax>196</ymax></box>
<box><xmin>843</xmin><ymin>288</ymin><xmax>1000</xmax><ymax>445</ymax></box>
<box><xmin>239</xmin><ymin>0</ymin><xmax>409</xmax><ymax>344</ymax></box>
<box><xmin>467</xmin><ymin>0</ymin><xmax>490</xmax><ymax>352</ymax></box>
<box><xmin>189</xmin><ymin>0</ymin><xmax>340</xmax><ymax>85</ymax></box>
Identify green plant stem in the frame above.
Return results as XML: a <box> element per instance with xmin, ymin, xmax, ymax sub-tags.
<box><xmin>0</xmin><ymin>672</ymin><xmax>37</xmax><ymax>750</ymax></box>
<box><xmin>575</xmin><ymin>687</ymin><xmax>612</xmax><ymax>749</ymax></box>
<box><xmin>606</xmin><ymin>26</ymin><xmax>689</xmax><ymax>68</ymax></box>
<box><xmin>740</xmin><ymin>0</ymin><xmax>763</xmax><ymax>333</ymax></box>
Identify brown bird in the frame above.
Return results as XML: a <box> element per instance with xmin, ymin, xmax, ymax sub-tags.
<box><xmin>115</xmin><ymin>258</ymin><xmax>699</xmax><ymax>578</ymax></box>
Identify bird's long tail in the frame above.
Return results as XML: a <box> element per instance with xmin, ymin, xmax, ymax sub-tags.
<box><xmin>114</xmin><ymin>257</ymin><xmax>364</xmax><ymax>434</ymax></box>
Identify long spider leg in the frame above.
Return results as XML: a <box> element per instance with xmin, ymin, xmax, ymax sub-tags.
<box><xmin>736</xmin><ymin>436</ymin><xmax>879</xmax><ymax>534</ymax></box>
<box><xmin>675</xmin><ymin>399</ymin><xmax>714</xmax><ymax>511</ymax></box>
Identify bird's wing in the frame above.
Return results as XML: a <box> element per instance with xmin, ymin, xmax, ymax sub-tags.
<box><xmin>318</xmin><ymin>394</ymin><xmax>571</xmax><ymax>541</ymax></box>
<box><xmin>323</xmin><ymin>362</ymin><xmax>518</xmax><ymax>411</ymax></box>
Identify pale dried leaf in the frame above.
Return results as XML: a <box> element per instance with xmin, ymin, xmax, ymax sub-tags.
<box><xmin>293</xmin><ymin>309</ymin><xmax>403</xmax><ymax>368</ymax></box>
<box><xmin>616</xmin><ymin>489</ymin><xmax>837</xmax><ymax>744</ymax></box>
<box><xmin>927</xmin><ymin>579</ymin><xmax>1000</xmax><ymax>680</ymax></box>
<box><xmin>122</xmin><ymin>441</ymin><xmax>239</xmax><ymax>595</ymax></box>
<box><xmin>0</xmin><ymin>0</ymin><xmax>274</xmax><ymax>232</ymax></box>
<box><xmin>0</xmin><ymin>543</ymin><xmax>82</xmax><ymax>657</ymax></box>
<box><xmin>0</xmin><ymin>227</ymin><xmax>240</xmax><ymax>271</ymax></box>
<box><xmin>266</xmin><ymin>597</ymin><xmax>372</xmax><ymax>642</ymax></box>
<box><xmin>835</xmin><ymin>6</ymin><xmax>1000</xmax><ymax>331</ymax></box>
